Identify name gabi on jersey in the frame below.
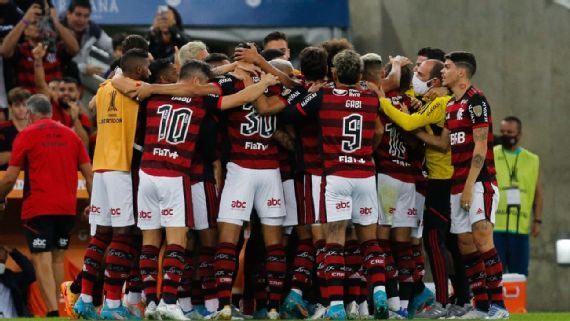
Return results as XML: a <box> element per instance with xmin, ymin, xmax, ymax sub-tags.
<box><xmin>339</xmin><ymin>155</ymin><xmax>366</xmax><ymax>164</ymax></box>
<box><xmin>153</xmin><ymin>147</ymin><xmax>179</xmax><ymax>159</ymax></box>
<box><xmin>245</xmin><ymin>141</ymin><xmax>268</xmax><ymax>150</ymax></box>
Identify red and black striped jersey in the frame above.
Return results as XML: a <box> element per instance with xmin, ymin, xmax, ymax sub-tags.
<box><xmin>374</xmin><ymin>90</ymin><xmax>417</xmax><ymax>183</ymax></box>
<box><xmin>214</xmin><ymin>74</ymin><xmax>280</xmax><ymax>169</ymax></box>
<box><xmin>189</xmin><ymin>113</ymin><xmax>219</xmax><ymax>183</ymax></box>
<box><xmin>445</xmin><ymin>86</ymin><xmax>496</xmax><ymax>193</ymax></box>
<box><xmin>319</xmin><ymin>86</ymin><xmax>379</xmax><ymax>178</ymax></box>
<box><xmin>16</xmin><ymin>41</ymin><xmax>63</xmax><ymax>93</ymax></box>
<box><xmin>278</xmin><ymin>84</ymin><xmax>323</xmax><ymax>176</ymax></box>
<box><xmin>140</xmin><ymin>94</ymin><xmax>220</xmax><ymax>177</ymax></box>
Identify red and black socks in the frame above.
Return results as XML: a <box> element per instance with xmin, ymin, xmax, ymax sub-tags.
<box><xmin>162</xmin><ymin>244</ymin><xmax>186</xmax><ymax>305</ymax></box>
<box><xmin>393</xmin><ymin>241</ymin><xmax>414</xmax><ymax>309</ymax></box>
<box><xmin>463</xmin><ymin>251</ymin><xmax>489</xmax><ymax>312</ymax></box>
<box><xmin>214</xmin><ymin>242</ymin><xmax>237</xmax><ymax>307</ymax></box>
<box><xmin>344</xmin><ymin>240</ymin><xmax>362</xmax><ymax>304</ymax></box>
<box><xmin>315</xmin><ymin>239</ymin><xmax>329</xmax><ymax>306</ymax></box>
<box><xmin>266</xmin><ymin>244</ymin><xmax>287</xmax><ymax>310</ymax></box>
<box><xmin>412</xmin><ymin>244</ymin><xmax>426</xmax><ymax>294</ymax></box>
<box><xmin>80</xmin><ymin>231</ymin><xmax>112</xmax><ymax>301</ymax></box>
<box><xmin>140</xmin><ymin>245</ymin><xmax>160</xmax><ymax>305</ymax></box>
<box><xmin>104</xmin><ymin>234</ymin><xmax>134</xmax><ymax>305</ymax></box>
<box><xmin>481</xmin><ymin>248</ymin><xmax>505</xmax><ymax>308</ymax></box>
<box><xmin>290</xmin><ymin>239</ymin><xmax>315</xmax><ymax>294</ymax></box>
<box><xmin>324</xmin><ymin>243</ymin><xmax>345</xmax><ymax>306</ymax></box>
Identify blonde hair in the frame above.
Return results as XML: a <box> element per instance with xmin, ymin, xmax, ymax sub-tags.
<box><xmin>178</xmin><ymin>41</ymin><xmax>208</xmax><ymax>65</ymax></box>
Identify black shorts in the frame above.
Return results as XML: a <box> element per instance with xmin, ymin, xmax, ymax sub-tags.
<box><xmin>424</xmin><ymin>179</ymin><xmax>452</xmax><ymax>231</ymax></box>
<box><xmin>23</xmin><ymin>215</ymin><xmax>76</xmax><ymax>253</ymax></box>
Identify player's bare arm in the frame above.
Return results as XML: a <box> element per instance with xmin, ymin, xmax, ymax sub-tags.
<box><xmin>273</xmin><ymin>128</ymin><xmax>295</xmax><ymax>152</ymax></box>
<box><xmin>415</xmin><ymin>127</ymin><xmax>450</xmax><ymax>152</ymax></box>
<box><xmin>219</xmin><ymin>73</ymin><xmax>280</xmax><ymax>110</ymax></box>
<box><xmin>254</xmin><ymin>95</ymin><xmax>286</xmax><ymax>116</ymax></box>
<box><xmin>136</xmin><ymin>81</ymin><xmax>222</xmax><ymax>100</ymax></box>
<box><xmin>234</xmin><ymin>44</ymin><xmax>300</xmax><ymax>88</ymax></box>
<box><xmin>460</xmin><ymin>126</ymin><xmax>488</xmax><ymax>210</ymax></box>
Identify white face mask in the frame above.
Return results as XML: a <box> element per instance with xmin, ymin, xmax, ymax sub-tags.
<box><xmin>0</xmin><ymin>263</ymin><xmax>6</xmax><ymax>275</ymax></box>
<box><xmin>412</xmin><ymin>73</ymin><xmax>432</xmax><ymax>96</ymax></box>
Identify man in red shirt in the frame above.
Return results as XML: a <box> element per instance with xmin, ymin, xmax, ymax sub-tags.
<box><xmin>0</xmin><ymin>94</ymin><xmax>92</xmax><ymax>317</ymax></box>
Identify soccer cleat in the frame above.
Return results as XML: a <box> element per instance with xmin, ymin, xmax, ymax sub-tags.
<box><xmin>394</xmin><ymin>308</ymin><xmax>408</xmax><ymax>319</ymax></box>
<box><xmin>414</xmin><ymin>302</ymin><xmax>447</xmax><ymax>319</ymax></box>
<box><xmin>485</xmin><ymin>304</ymin><xmax>510</xmax><ymax>319</ymax></box>
<box><xmin>446</xmin><ymin>303</ymin><xmax>470</xmax><ymax>319</ymax></box>
<box><xmin>231</xmin><ymin>305</ymin><xmax>246</xmax><ymax>320</ymax></box>
<box><xmin>185</xmin><ymin>305</ymin><xmax>214</xmax><ymax>320</ymax></box>
<box><xmin>458</xmin><ymin>307</ymin><xmax>488</xmax><ymax>319</ymax></box>
<box><xmin>358</xmin><ymin>301</ymin><xmax>372</xmax><ymax>320</ymax></box>
<box><xmin>281</xmin><ymin>290</ymin><xmax>309</xmax><ymax>318</ymax></box>
<box><xmin>145</xmin><ymin>301</ymin><xmax>162</xmax><ymax>320</ymax></box>
<box><xmin>372</xmin><ymin>290</ymin><xmax>389</xmax><ymax>319</ymax></box>
<box><xmin>125</xmin><ymin>301</ymin><xmax>145</xmax><ymax>319</ymax></box>
<box><xmin>100</xmin><ymin>302</ymin><xmax>140</xmax><ymax>320</ymax></box>
<box><xmin>409</xmin><ymin>287</ymin><xmax>436</xmax><ymax>317</ymax></box>
<box><xmin>267</xmin><ymin>308</ymin><xmax>280</xmax><ymax>320</ymax></box>
<box><xmin>211</xmin><ymin>305</ymin><xmax>233</xmax><ymax>320</ymax></box>
<box><xmin>387</xmin><ymin>310</ymin><xmax>404</xmax><ymax>319</ymax></box>
<box><xmin>156</xmin><ymin>302</ymin><xmax>190</xmax><ymax>320</ymax></box>
<box><xmin>308</xmin><ymin>303</ymin><xmax>327</xmax><ymax>320</ymax></box>
<box><xmin>73</xmin><ymin>297</ymin><xmax>101</xmax><ymax>320</ymax></box>
<box><xmin>325</xmin><ymin>304</ymin><xmax>347</xmax><ymax>320</ymax></box>
<box><xmin>61</xmin><ymin>281</ymin><xmax>80</xmax><ymax>319</ymax></box>
<box><xmin>252</xmin><ymin>307</ymin><xmax>268</xmax><ymax>319</ymax></box>
<box><xmin>346</xmin><ymin>301</ymin><xmax>359</xmax><ymax>320</ymax></box>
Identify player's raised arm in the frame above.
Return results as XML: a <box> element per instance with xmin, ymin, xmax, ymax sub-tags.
<box><xmin>218</xmin><ymin>73</ymin><xmax>280</xmax><ymax>110</ymax></box>
<box><xmin>234</xmin><ymin>43</ymin><xmax>300</xmax><ymax>88</ymax></box>
<box><xmin>415</xmin><ymin>128</ymin><xmax>450</xmax><ymax>152</ymax></box>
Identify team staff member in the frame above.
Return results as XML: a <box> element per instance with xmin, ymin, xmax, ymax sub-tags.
<box><xmin>416</xmin><ymin>51</ymin><xmax>508</xmax><ymax>319</ymax></box>
<box><xmin>74</xmin><ymin>49</ymin><xmax>150</xmax><ymax>320</ymax></box>
<box><xmin>493</xmin><ymin>116</ymin><xmax>542</xmax><ymax>276</ymax></box>
<box><xmin>377</xmin><ymin>59</ymin><xmax>470</xmax><ymax>318</ymax></box>
<box><xmin>0</xmin><ymin>94</ymin><xmax>92</xmax><ymax>317</ymax></box>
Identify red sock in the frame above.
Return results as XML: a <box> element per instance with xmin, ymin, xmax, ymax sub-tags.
<box><xmin>324</xmin><ymin>243</ymin><xmax>345</xmax><ymax>303</ymax></box>
<box><xmin>104</xmin><ymin>234</ymin><xmax>133</xmax><ymax>300</ymax></box>
<box><xmin>412</xmin><ymin>244</ymin><xmax>426</xmax><ymax>294</ymax></box>
<box><xmin>140</xmin><ymin>245</ymin><xmax>160</xmax><ymax>304</ymax></box>
<box><xmin>315</xmin><ymin>239</ymin><xmax>329</xmax><ymax>305</ymax></box>
<box><xmin>361</xmin><ymin>239</ymin><xmax>386</xmax><ymax>289</ymax></box>
<box><xmin>127</xmin><ymin>234</ymin><xmax>143</xmax><ymax>295</ymax></box>
<box><xmin>162</xmin><ymin>244</ymin><xmax>185</xmax><ymax>304</ymax></box>
<box><xmin>481</xmin><ymin>248</ymin><xmax>505</xmax><ymax>308</ymax></box>
<box><xmin>394</xmin><ymin>241</ymin><xmax>414</xmax><ymax>305</ymax></box>
<box><xmin>80</xmin><ymin>231</ymin><xmax>111</xmax><ymax>296</ymax></box>
<box><xmin>198</xmin><ymin>247</ymin><xmax>216</xmax><ymax>302</ymax></box>
<box><xmin>266</xmin><ymin>244</ymin><xmax>286</xmax><ymax>310</ymax></box>
<box><xmin>214</xmin><ymin>242</ymin><xmax>237</xmax><ymax>307</ymax></box>
<box><xmin>178</xmin><ymin>249</ymin><xmax>194</xmax><ymax>300</ymax></box>
<box><xmin>463</xmin><ymin>251</ymin><xmax>489</xmax><ymax>312</ymax></box>
<box><xmin>290</xmin><ymin>239</ymin><xmax>315</xmax><ymax>293</ymax></box>
<box><xmin>344</xmin><ymin>240</ymin><xmax>362</xmax><ymax>303</ymax></box>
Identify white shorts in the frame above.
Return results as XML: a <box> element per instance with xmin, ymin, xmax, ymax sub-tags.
<box><xmin>191</xmin><ymin>181</ymin><xmax>219</xmax><ymax>230</ymax></box>
<box><xmin>89</xmin><ymin>171</ymin><xmax>134</xmax><ymax>227</ymax></box>
<box><xmin>283</xmin><ymin>179</ymin><xmax>299</xmax><ymax>227</ymax></box>
<box><xmin>411</xmin><ymin>192</ymin><xmax>426</xmax><ymax>239</ymax></box>
<box><xmin>324</xmin><ymin>175</ymin><xmax>378</xmax><ymax>225</ymax></box>
<box><xmin>377</xmin><ymin>173</ymin><xmax>418</xmax><ymax>228</ymax></box>
<box><xmin>137</xmin><ymin>170</ymin><xmax>192</xmax><ymax>230</ymax></box>
<box><xmin>450</xmin><ymin>182</ymin><xmax>499</xmax><ymax>234</ymax></box>
<box><xmin>218</xmin><ymin>162</ymin><xmax>285</xmax><ymax>226</ymax></box>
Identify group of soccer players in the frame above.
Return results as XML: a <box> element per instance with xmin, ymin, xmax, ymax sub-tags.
<box><xmin>61</xmin><ymin>33</ymin><xmax>510</xmax><ymax>320</ymax></box>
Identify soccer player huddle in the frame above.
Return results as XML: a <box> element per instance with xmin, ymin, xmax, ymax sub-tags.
<box><xmin>66</xmin><ymin>33</ymin><xmax>509</xmax><ymax>320</ymax></box>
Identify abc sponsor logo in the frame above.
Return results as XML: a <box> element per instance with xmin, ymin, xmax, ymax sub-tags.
<box><xmin>360</xmin><ymin>207</ymin><xmax>372</xmax><ymax>215</ymax></box>
<box><xmin>110</xmin><ymin>208</ymin><xmax>121</xmax><ymax>216</ymax></box>
<box><xmin>139</xmin><ymin>211</ymin><xmax>152</xmax><ymax>220</ymax></box>
<box><xmin>90</xmin><ymin>205</ymin><xmax>101</xmax><ymax>214</ymax></box>
<box><xmin>266</xmin><ymin>198</ymin><xmax>282</xmax><ymax>208</ymax></box>
<box><xmin>336</xmin><ymin>201</ymin><xmax>350</xmax><ymax>210</ymax></box>
<box><xmin>161</xmin><ymin>208</ymin><xmax>174</xmax><ymax>216</ymax></box>
<box><xmin>32</xmin><ymin>238</ymin><xmax>47</xmax><ymax>249</ymax></box>
<box><xmin>231</xmin><ymin>200</ymin><xmax>247</xmax><ymax>209</ymax></box>
<box><xmin>58</xmin><ymin>238</ymin><xmax>69</xmax><ymax>248</ymax></box>
<box><xmin>407</xmin><ymin>208</ymin><xmax>418</xmax><ymax>217</ymax></box>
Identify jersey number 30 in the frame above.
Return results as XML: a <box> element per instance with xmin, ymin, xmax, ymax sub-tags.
<box><xmin>157</xmin><ymin>104</ymin><xmax>193</xmax><ymax>145</ymax></box>
<box><xmin>342</xmin><ymin>114</ymin><xmax>363</xmax><ymax>153</ymax></box>
<box><xmin>241</xmin><ymin>104</ymin><xmax>276</xmax><ymax>138</ymax></box>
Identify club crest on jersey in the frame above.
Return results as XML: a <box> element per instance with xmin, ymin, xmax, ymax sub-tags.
<box><xmin>457</xmin><ymin>107</ymin><xmax>464</xmax><ymax>120</ymax></box>
<box><xmin>281</xmin><ymin>88</ymin><xmax>291</xmax><ymax>97</ymax></box>
<box><xmin>472</xmin><ymin>105</ymin><xmax>483</xmax><ymax>117</ymax></box>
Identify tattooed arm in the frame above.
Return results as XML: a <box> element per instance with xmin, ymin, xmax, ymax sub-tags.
<box><xmin>460</xmin><ymin>126</ymin><xmax>489</xmax><ymax>208</ymax></box>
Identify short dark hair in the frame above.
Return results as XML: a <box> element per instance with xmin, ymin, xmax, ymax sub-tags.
<box><xmin>299</xmin><ymin>46</ymin><xmax>328</xmax><ymax>81</ymax></box>
<box><xmin>120</xmin><ymin>49</ymin><xmax>149</xmax><ymax>74</ymax></box>
<box><xmin>417</xmin><ymin>47</ymin><xmax>446</xmax><ymax>62</ymax></box>
<box><xmin>261</xmin><ymin>48</ymin><xmax>285</xmax><ymax>61</ymax></box>
<box><xmin>384</xmin><ymin>62</ymin><xmax>413</xmax><ymax>92</ymax></box>
<box><xmin>68</xmin><ymin>0</ymin><xmax>91</xmax><ymax>12</ymax></box>
<box><xmin>503</xmin><ymin>116</ymin><xmax>522</xmax><ymax>132</ymax></box>
<box><xmin>112</xmin><ymin>33</ymin><xmax>128</xmax><ymax>51</ymax></box>
<box><xmin>149</xmin><ymin>58</ymin><xmax>173</xmax><ymax>84</ymax></box>
<box><xmin>179</xmin><ymin>59</ymin><xmax>214</xmax><ymax>81</ymax></box>
<box><xmin>320</xmin><ymin>38</ymin><xmax>354</xmax><ymax>80</ymax></box>
<box><xmin>263</xmin><ymin>31</ymin><xmax>287</xmax><ymax>47</ymax></box>
<box><xmin>122</xmin><ymin>35</ymin><xmax>149</xmax><ymax>53</ymax></box>
<box><xmin>333</xmin><ymin>50</ymin><xmax>362</xmax><ymax>85</ymax></box>
<box><xmin>445</xmin><ymin>51</ymin><xmax>477</xmax><ymax>78</ymax></box>
<box><xmin>61</xmin><ymin>77</ymin><xmax>79</xmax><ymax>85</ymax></box>
<box><xmin>167</xmin><ymin>6</ymin><xmax>183</xmax><ymax>30</ymax></box>
<box><xmin>8</xmin><ymin>87</ymin><xmax>31</xmax><ymax>105</ymax></box>
<box><xmin>204</xmin><ymin>53</ymin><xmax>230</xmax><ymax>64</ymax></box>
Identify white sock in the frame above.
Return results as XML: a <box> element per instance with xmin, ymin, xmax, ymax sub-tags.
<box><xmin>373</xmin><ymin>286</ymin><xmax>386</xmax><ymax>294</ymax></box>
<box><xmin>205</xmin><ymin>299</ymin><xmax>219</xmax><ymax>312</ymax></box>
<box><xmin>388</xmin><ymin>297</ymin><xmax>401</xmax><ymax>311</ymax></box>
<box><xmin>292</xmin><ymin>288</ymin><xmax>303</xmax><ymax>296</ymax></box>
<box><xmin>106</xmin><ymin>299</ymin><xmax>121</xmax><ymax>309</ymax></box>
<box><xmin>400</xmin><ymin>300</ymin><xmax>409</xmax><ymax>309</ymax></box>
<box><xmin>127</xmin><ymin>291</ymin><xmax>141</xmax><ymax>305</ymax></box>
<box><xmin>330</xmin><ymin>300</ymin><xmax>344</xmax><ymax>307</ymax></box>
<box><xmin>179</xmin><ymin>297</ymin><xmax>192</xmax><ymax>311</ymax></box>
<box><xmin>80</xmin><ymin>294</ymin><xmax>93</xmax><ymax>303</ymax></box>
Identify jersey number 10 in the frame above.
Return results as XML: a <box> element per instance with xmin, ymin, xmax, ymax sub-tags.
<box><xmin>157</xmin><ymin>104</ymin><xmax>193</xmax><ymax>145</ymax></box>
